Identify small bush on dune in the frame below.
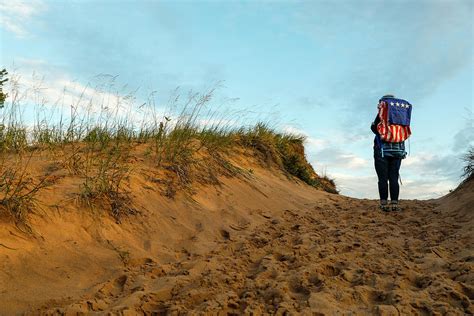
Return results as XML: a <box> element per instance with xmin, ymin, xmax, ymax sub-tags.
<box><xmin>0</xmin><ymin>125</ymin><xmax>28</xmax><ymax>152</ymax></box>
<box><xmin>237</xmin><ymin>123</ymin><xmax>337</xmax><ymax>193</ymax></box>
<box><xmin>276</xmin><ymin>134</ymin><xmax>338</xmax><ymax>194</ymax></box>
<box><xmin>462</xmin><ymin>146</ymin><xmax>473</xmax><ymax>182</ymax></box>
<box><xmin>79</xmin><ymin>143</ymin><xmax>135</xmax><ymax>221</ymax></box>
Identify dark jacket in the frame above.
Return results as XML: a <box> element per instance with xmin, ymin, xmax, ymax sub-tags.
<box><xmin>371</xmin><ymin>114</ymin><xmax>381</xmax><ymax>148</ymax></box>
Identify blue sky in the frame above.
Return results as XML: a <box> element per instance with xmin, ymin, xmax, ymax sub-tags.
<box><xmin>1</xmin><ymin>0</ymin><xmax>473</xmax><ymax>199</ymax></box>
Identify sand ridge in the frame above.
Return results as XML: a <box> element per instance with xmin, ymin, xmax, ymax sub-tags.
<box><xmin>0</xmin><ymin>164</ymin><xmax>473</xmax><ymax>315</ymax></box>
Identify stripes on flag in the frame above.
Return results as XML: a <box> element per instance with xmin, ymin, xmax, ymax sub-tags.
<box><xmin>377</xmin><ymin>101</ymin><xmax>411</xmax><ymax>143</ymax></box>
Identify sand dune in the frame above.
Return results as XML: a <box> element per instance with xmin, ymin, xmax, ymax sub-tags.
<box><xmin>0</xmin><ymin>154</ymin><xmax>472</xmax><ymax>315</ymax></box>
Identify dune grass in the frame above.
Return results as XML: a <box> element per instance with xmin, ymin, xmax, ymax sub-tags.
<box><xmin>0</xmin><ymin>153</ymin><xmax>48</xmax><ymax>232</ymax></box>
<box><xmin>462</xmin><ymin>146</ymin><xmax>473</xmax><ymax>182</ymax></box>
<box><xmin>0</xmin><ymin>74</ymin><xmax>337</xmax><ymax>227</ymax></box>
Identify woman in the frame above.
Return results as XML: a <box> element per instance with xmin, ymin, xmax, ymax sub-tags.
<box><xmin>371</xmin><ymin>94</ymin><xmax>408</xmax><ymax>212</ymax></box>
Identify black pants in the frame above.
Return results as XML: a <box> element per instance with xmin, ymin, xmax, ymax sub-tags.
<box><xmin>374</xmin><ymin>151</ymin><xmax>402</xmax><ymax>201</ymax></box>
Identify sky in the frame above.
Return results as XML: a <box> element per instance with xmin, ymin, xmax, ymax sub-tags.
<box><xmin>1</xmin><ymin>0</ymin><xmax>473</xmax><ymax>199</ymax></box>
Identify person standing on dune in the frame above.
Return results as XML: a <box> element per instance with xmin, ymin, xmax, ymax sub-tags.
<box><xmin>371</xmin><ymin>94</ymin><xmax>412</xmax><ymax>212</ymax></box>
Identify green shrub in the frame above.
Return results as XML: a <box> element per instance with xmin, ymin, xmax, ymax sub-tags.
<box><xmin>462</xmin><ymin>146</ymin><xmax>474</xmax><ymax>182</ymax></box>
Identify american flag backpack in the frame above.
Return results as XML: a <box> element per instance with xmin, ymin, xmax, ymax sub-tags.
<box><xmin>376</xmin><ymin>97</ymin><xmax>412</xmax><ymax>143</ymax></box>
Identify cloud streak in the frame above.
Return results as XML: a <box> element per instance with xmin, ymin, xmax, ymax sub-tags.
<box><xmin>3</xmin><ymin>65</ymin><xmax>162</xmax><ymax>130</ymax></box>
<box><xmin>0</xmin><ymin>0</ymin><xmax>46</xmax><ymax>37</ymax></box>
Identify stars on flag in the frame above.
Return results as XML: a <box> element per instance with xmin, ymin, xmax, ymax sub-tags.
<box><xmin>390</xmin><ymin>101</ymin><xmax>410</xmax><ymax>108</ymax></box>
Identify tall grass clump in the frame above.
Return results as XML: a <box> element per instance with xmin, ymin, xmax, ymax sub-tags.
<box><xmin>79</xmin><ymin>144</ymin><xmax>134</xmax><ymax>221</ymax></box>
<box><xmin>0</xmin><ymin>154</ymin><xmax>48</xmax><ymax>230</ymax></box>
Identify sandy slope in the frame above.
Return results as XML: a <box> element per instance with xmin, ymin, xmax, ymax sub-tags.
<box><xmin>0</xmin><ymin>161</ymin><xmax>472</xmax><ymax>315</ymax></box>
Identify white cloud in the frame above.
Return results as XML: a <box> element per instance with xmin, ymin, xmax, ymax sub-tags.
<box><xmin>0</xmin><ymin>0</ymin><xmax>46</xmax><ymax>37</ymax></box>
<box><xmin>310</xmin><ymin>146</ymin><xmax>369</xmax><ymax>170</ymax></box>
<box><xmin>403</xmin><ymin>152</ymin><xmax>462</xmax><ymax>179</ymax></box>
<box><xmin>3</xmin><ymin>67</ymin><xmax>160</xmax><ymax>129</ymax></box>
<box><xmin>328</xmin><ymin>171</ymin><xmax>456</xmax><ymax>200</ymax></box>
<box><xmin>319</xmin><ymin>150</ymin><xmax>462</xmax><ymax>199</ymax></box>
<box><xmin>328</xmin><ymin>173</ymin><xmax>378</xmax><ymax>198</ymax></box>
<box><xmin>401</xmin><ymin>178</ymin><xmax>456</xmax><ymax>200</ymax></box>
<box><xmin>306</xmin><ymin>137</ymin><xmax>327</xmax><ymax>149</ymax></box>
<box><xmin>282</xmin><ymin>125</ymin><xmax>308</xmax><ymax>137</ymax></box>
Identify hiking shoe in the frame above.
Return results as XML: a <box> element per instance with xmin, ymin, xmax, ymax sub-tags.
<box><xmin>390</xmin><ymin>201</ymin><xmax>401</xmax><ymax>212</ymax></box>
<box><xmin>379</xmin><ymin>200</ymin><xmax>389</xmax><ymax>212</ymax></box>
